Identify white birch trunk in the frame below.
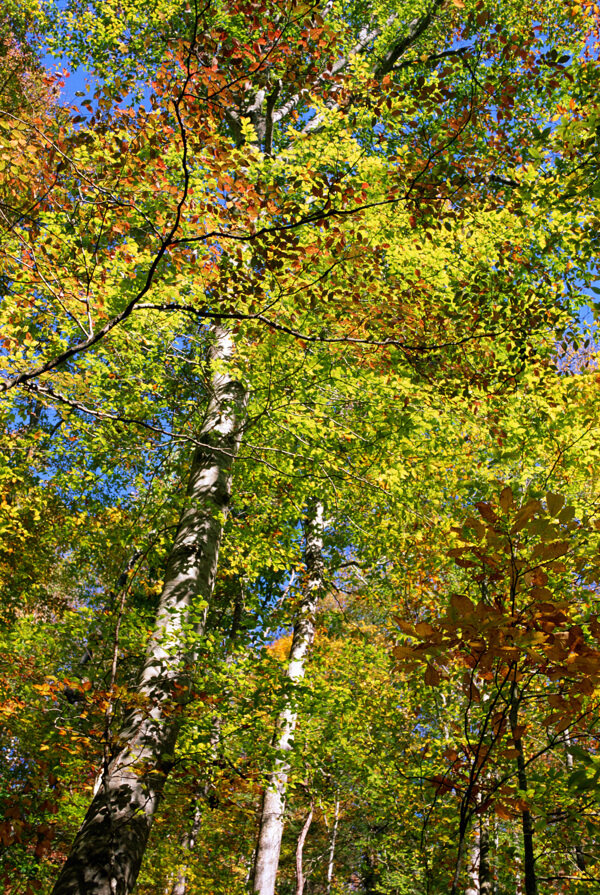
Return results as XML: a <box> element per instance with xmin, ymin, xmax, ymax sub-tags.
<box><xmin>252</xmin><ymin>500</ymin><xmax>324</xmax><ymax>895</ymax></box>
<box><xmin>295</xmin><ymin>802</ymin><xmax>314</xmax><ymax>895</ymax></box>
<box><xmin>325</xmin><ymin>797</ymin><xmax>339</xmax><ymax>894</ymax></box>
<box><xmin>465</xmin><ymin>823</ymin><xmax>480</xmax><ymax>895</ymax></box>
<box><xmin>52</xmin><ymin>326</ymin><xmax>246</xmax><ymax>895</ymax></box>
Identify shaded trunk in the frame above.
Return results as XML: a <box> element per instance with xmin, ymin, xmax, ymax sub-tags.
<box><xmin>509</xmin><ymin>685</ymin><xmax>537</xmax><ymax>895</ymax></box>
<box><xmin>252</xmin><ymin>501</ymin><xmax>324</xmax><ymax>895</ymax></box>
<box><xmin>295</xmin><ymin>802</ymin><xmax>314</xmax><ymax>895</ymax></box>
<box><xmin>464</xmin><ymin>814</ymin><xmax>491</xmax><ymax>895</ymax></box>
<box><xmin>363</xmin><ymin>852</ymin><xmax>379</xmax><ymax>894</ymax></box>
<box><xmin>52</xmin><ymin>327</ymin><xmax>246</xmax><ymax>895</ymax></box>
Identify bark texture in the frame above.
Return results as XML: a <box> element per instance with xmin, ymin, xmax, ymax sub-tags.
<box><xmin>52</xmin><ymin>327</ymin><xmax>246</xmax><ymax>895</ymax></box>
<box><xmin>252</xmin><ymin>500</ymin><xmax>324</xmax><ymax>895</ymax></box>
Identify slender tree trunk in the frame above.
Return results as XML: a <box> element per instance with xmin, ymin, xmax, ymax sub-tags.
<box><xmin>479</xmin><ymin>816</ymin><xmax>492</xmax><ymax>895</ymax></box>
<box><xmin>325</xmin><ymin>797</ymin><xmax>339</xmax><ymax>894</ymax></box>
<box><xmin>463</xmin><ymin>814</ymin><xmax>491</xmax><ymax>895</ymax></box>
<box><xmin>295</xmin><ymin>802</ymin><xmax>314</xmax><ymax>895</ymax></box>
<box><xmin>52</xmin><ymin>326</ymin><xmax>247</xmax><ymax>895</ymax></box>
<box><xmin>169</xmin><ymin>799</ymin><xmax>204</xmax><ymax>895</ymax></box>
<box><xmin>509</xmin><ymin>685</ymin><xmax>537</xmax><ymax>895</ymax></box>
<box><xmin>252</xmin><ymin>500</ymin><xmax>324</xmax><ymax>895</ymax></box>
<box><xmin>168</xmin><ymin>716</ymin><xmax>222</xmax><ymax>895</ymax></box>
<box><xmin>464</xmin><ymin>822</ymin><xmax>480</xmax><ymax>895</ymax></box>
<box><xmin>168</xmin><ymin>590</ymin><xmax>243</xmax><ymax>895</ymax></box>
<box><xmin>563</xmin><ymin>729</ymin><xmax>586</xmax><ymax>873</ymax></box>
<box><xmin>491</xmin><ymin>819</ymin><xmax>499</xmax><ymax>895</ymax></box>
<box><xmin>363</xmin><ymin>851</ymin><xmax>378</xmax><ymax>894</ymax></box>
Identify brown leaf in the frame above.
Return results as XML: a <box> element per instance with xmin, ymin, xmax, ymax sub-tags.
<box><xmin>589</xmin><ymin>615</ymin><xmax>600</xmax><ymax>641</ymax></box>
<box><xmin>495</xmin><ymin>804</ymin><xmax>513</xmax><ymax>820</ymax></box>
<box><xmin>450</xmin><ymin>593</ymin><xmax>475</xmax><ymax>616</ymax></box>
<box><xmin>546</xmin><ymin>491</ymin><xmax>564</xmax><ymax>516</ymax></box>
<box><xmin>475</xmin><ymin>501</ymin><xmax>497</xmax><ymax>523</ymax></box>
<box><xmin>533</xmin><ymin>540</ymin><xmax>570</xmax><ymax>561</ymax></box>
<box><xmin>424</xmin><ymin>663</ymin><xmax>441</xmax><ymax>686</ymax></box>
<box><xmin>511</xmin><ymin>499</ymin><xmax>542</xmax><ymax>533</ymax></box>
<box><xmin>464</xmin><ymin>516</ymin><xmax>486</xmax><ymax>539</ymax></box>
<box><xmin>393</xmin><ymin>616</ymin><xmax>416</xmax><ymax>636</ymax></box>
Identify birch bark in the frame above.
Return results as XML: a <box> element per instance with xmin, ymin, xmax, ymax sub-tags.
<box><xmin>252</xmin><ymin>500</ymin><xmax>324</xmax><ymax>895</ymax></box>
<box><xmin>325</xmin><ymin>797</ymin><xmax>339</xmax><ymax>894</ymax></box>
<box><xmin>295</xmin><ymin>802</ymin><xmax>314</xmax><ymax>895</ymax></box>
<box><xmin>464</xmin><ymin>824</ymin><xmax>480</xmax><ymax>895</ymax></box>
<box><xmin>52</xmin><ymin>326</ymin><xmax>247</xmax><ymax>895</ymax></box>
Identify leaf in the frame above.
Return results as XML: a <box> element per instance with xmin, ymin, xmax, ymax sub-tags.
<box><xmin>424</xmin><ymin>663</ymin><xmax>441</xmax><ymax>686</ymax></box>
<box><xmin>499</xmin><ymin>486</ymin><xmax>514</xmax><ymax>511</ymax></box>
<box><xmin>450</xmin><ymin>593</ymin><xmax>475</xmax><ymax>616</ymax></box>
<box><xmin>546</xmin><ymin>491</ymin><xmax>564</xmax><ymax>516</ymax></box>
<box><xmin>475</xmin><ymin>501</ymin><xmax>497</xmax><ymax>523</ymax></box>
<box><xmin>511</xmin><ymin>499</ymin><xmax>542</xmax><ymax>533</ymax></box>
<box><xmin>393</xmin><ymin>617</ymin><xmax>416</xmax><ymax>636</ymax></box>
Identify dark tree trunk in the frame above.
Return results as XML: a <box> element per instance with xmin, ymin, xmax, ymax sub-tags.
<box><xmin>509</xmin><ymin>685</ymin><xmax>537</xmax><ymax>895</ymax></box>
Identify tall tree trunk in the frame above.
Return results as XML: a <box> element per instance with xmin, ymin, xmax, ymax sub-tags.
<box><xmin>52</xmin><ymin>326</ymin><xmax>247</xmax><ymax>895</ymax></box>
<box><xmin>295</xmin><ymin>802</ymin><xmax>314</xmax><ymax>895</ymax></box>
<box><xmin>509</xmin><ymin>684</ymin><xmax>537</xmax><ymax>895</ymax></box>
<box><xmin>252</xmin><ymin>500</ymin><xmax>324</xmax><ymax>895</ymax></box>
<box><xmin>325</xmin><ymin>797</ymin><xmax>339</xmax><ymax>895</ymax></box>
